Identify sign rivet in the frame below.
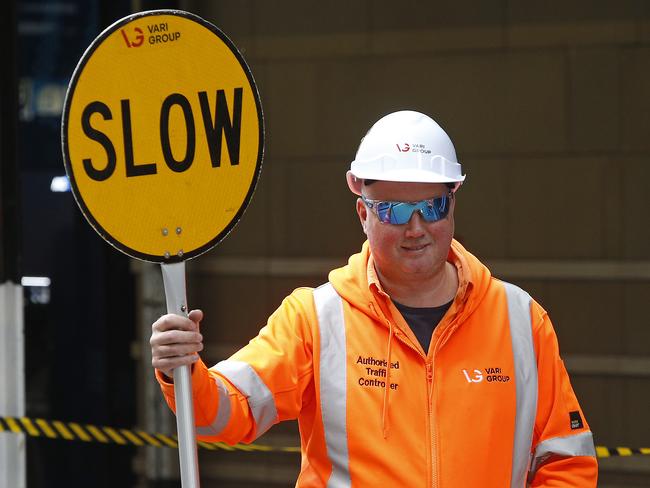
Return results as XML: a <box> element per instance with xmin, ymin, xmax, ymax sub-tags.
<box><xmin>162</xmin><ymin>228</ymin><xmax>169</xmax><ymax>236</ymax></box>
<box><xmin>176</xmin><ymin>227</ymin><xmax>182</xmax><ymax>235</ymax></box>
<box><xmin>164</xmin><ymin>251</ymin><xmax>170</xmax><ymax>259</ymax></box>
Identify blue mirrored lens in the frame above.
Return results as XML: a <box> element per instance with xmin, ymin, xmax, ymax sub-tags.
<box><xmin>375</xmin><ymin>196</ymin><xmax>449</xmax><ymax>224</ymax></box>
<box><xmin>420</xmin><ymin>196</ymin><xmax>449</xmax><ymax>221</ymax></box>
<box><xmin>389</xmin><ymin>203</ymin><xmax>418</xmax><ymax>224</ymax></box>
<box><xmin>375</xmin><ymin>201</ymin><xmax>393</xmax><ymax>223</ymax></box>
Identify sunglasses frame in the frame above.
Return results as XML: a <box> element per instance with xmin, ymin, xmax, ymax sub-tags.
<box><xmin>361</xmin><ymin>191</ymin><xmax>453</xmax><ymax>225</ymax></box>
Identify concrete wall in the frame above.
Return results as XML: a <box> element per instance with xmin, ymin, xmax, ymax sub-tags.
<box><xmin>168</xmin><ymin>1</ymin><xmax>650</xmax><ymax>486</ymax></box>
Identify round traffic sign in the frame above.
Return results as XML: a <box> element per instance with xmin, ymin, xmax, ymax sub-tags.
<box><xmin>62</xmin><ymin>10</ymin><xmax>263</xmax><ymax>263</ymax></box>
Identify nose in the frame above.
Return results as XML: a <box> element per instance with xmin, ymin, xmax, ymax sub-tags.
<box><xmin>404</xmin><ymin>211</ymin><xmax>426</xmax><ymax>238</ymax></box>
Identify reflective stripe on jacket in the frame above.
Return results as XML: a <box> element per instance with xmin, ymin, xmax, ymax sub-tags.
<box><xmin>156</xmin><ymin>239</ymin><xmax>598</xmax><ymax>487</ymax></box>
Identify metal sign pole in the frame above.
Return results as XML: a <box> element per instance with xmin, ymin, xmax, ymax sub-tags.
<box><xmin>0</xmin><ymin>282</ymin><xmax>25</xmax><ymax>488</ymax></box>
<box><xmin>161</xmin><ymin>262</ymin><xmax>200</xmax><ymax>487</ymax></box>
<box><xmin>0</xmin><ymin>0</ymin><xmax>24</xmax><ymax>484</ymax></box>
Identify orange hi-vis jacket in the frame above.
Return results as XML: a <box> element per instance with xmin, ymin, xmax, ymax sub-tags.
<box><xmin>157</xmin><ymin>240</ymin><xmax>598</xmax><ymax>487</ymax></box>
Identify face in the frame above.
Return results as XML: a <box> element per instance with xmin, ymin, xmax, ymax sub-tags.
<box><xmin>356</xmin><ymin>181</ymin><xmax>455</xmax><ymax>285</ymax></box>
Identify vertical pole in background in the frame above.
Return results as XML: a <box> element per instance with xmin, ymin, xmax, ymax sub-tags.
<box><xmin>0</xmin><ymin>284</ymin><xmax>24</xmax><ymax>488</ymax></box>
<box><xmin>0</xmin><ymin>0</ymin><xmax>25</xmax><ymax>486</ymax></box>
<box><xmin>161</xmin><ymin>262</ymin><xmax>200</xmax><ymax>487</ymax></box>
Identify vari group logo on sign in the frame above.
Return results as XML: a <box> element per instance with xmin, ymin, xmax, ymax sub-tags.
<box><xmin>120</xmin><ymin>21</ymin><xmax>181</xmax><ymax>48</ymax></box>
<box><xmin>62</xmin><ymin>11</ymin><xmax>263</xmax><ymax>263</ymax></box>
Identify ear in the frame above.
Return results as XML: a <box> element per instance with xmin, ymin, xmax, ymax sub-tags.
<box><xmin>356</xmin><ymin>197</ymin><xmax>368</xmax><ymax>235</ymax></box>
<box><xmin>346</xmin><ymin>171</ymin><xmax>363</xmax><ymax>196</ymax></box>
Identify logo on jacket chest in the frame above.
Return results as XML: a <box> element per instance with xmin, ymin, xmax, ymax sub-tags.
<box><xmin>462</xmin><ymin>367</ymin><xmax>510</xmax><ymax>384</ymax></box>
<box><xmin>356</xmin><ymin>355</ymin><xmax>400</xmax><ymax>391</ymax></box>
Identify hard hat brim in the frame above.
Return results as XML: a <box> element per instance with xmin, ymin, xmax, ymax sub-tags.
<box><xmin>350</xmin><ymin>152</ymin><xmax>465</xmax><ymax>184</ymax></box>
<box><xmin>349</xmin><ymin>167</ymin><xmax>466</xmax><ymax>184</ymax></box>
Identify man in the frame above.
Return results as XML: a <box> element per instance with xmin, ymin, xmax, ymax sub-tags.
<box><xmin>151</xmin><ymin>111</ymin><xmax>598</xmax><ymax>486</ymax></box>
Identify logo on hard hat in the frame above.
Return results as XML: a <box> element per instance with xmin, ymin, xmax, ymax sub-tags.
<box><xmin>396</xmin><ymin>143</ymin><xmax>432</xmax><ymax>155</ymax></box>
<box><xmin>396</xmin><ymin>143</ymin><xmax>410</xmax><ymax>152</ymax></box>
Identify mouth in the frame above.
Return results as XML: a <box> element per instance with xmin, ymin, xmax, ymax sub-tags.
<box><xmin>401</xmin><ymin>243</ymin><xmax>429</xmax><ymax>252</ymax></box>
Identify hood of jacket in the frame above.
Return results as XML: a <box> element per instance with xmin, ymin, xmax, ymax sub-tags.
<box><xmin>328</xmin><ymin>238</ymin><xmax>493</xmax><ymax>330</ymax></box>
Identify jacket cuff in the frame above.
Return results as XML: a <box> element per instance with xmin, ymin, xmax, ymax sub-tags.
<box><xmin>154</xmin><ymin>359</ymin><xmax>212</xmax><ymax>411</ymax></box>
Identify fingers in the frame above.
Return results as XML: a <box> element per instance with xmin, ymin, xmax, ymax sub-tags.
<box><xmin>150</xmin><ymin>310</ymin><xmax>205</xmax><ymax>378</ymax></box>
<box><xmin>153</xmin><ymin>354</ymin><xmax>200</xmax><ymax>379</ymax></box>
<box><xmin>150</xmin><ymin>327</ymin><xmax>202</xmax><ymax>348</ymax></box>
<box><xmin>152</xmin><ymin>310</ymin><xmax>201</xmax><ymax>333</ymax></box>
<box><xmin>154</xmin><ymin>342</ymin><xmax>204</xmax><ymax>357</ymax></box>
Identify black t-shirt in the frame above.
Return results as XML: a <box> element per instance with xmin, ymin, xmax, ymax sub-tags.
<box><xmin>393</xmin><ymin>299</ymin><xmax>453</xmax><ymax>353</ymax></box>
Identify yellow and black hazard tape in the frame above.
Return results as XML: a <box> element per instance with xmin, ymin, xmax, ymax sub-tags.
<box><xmin>0</xmin><ymin>416</ymin><xmax>299</xmax><ymax>453</ymax></box>
<box><xmin>1</xmin><ymin>416</ymin><xmax>648</xmax><ymax>458</ymax></box>
<box><xmin>596</xmin><ymin>446</ymin><xmax>650</xmax><ymax>458</ymax></box>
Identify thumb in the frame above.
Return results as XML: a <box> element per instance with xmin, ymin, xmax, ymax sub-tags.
<box><xmin>187</xmin><ymin>309</ymin><xmax>203</xmax><ymax>328</ymax></box>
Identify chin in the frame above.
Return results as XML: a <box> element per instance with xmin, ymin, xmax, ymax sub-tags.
<box><xmin>398</xmin><ymin>259</ymin><xmax>436</xmax><ymax>274</ymax></box>
<box><xmin>403</xmin><ymin>253</ymin><xmax>447</xmax><ymax>272</ymax></box>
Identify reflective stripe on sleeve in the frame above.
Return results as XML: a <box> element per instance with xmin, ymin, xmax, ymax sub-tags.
<box><xmin>196</xmin><ymin>377</ymin><xmax>232</xmax><ymax>437</ymax></box>
<box><xmin>503</xmin><ymin>281</ymin><xmax>538</xmax><ymax>488</ymax></box>
<box><xmin>213</xmin><ymin>360</ymin><xmax>278</xmax><ymax>439</ymax></box>
<box><xmin>528</xmin><ymin>431</ymin><xmax>596</xmax><ymax>480</ymax></box>
<box><xmin>314</xmin><ymin>283</ymin><xmax>351</xmax><ymax>488</ymax></box>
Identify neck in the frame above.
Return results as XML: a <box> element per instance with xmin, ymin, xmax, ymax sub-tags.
<box><xmin>377</xmin><ymin>261</ymin><xmax>458</xmax><ymax>308</ymax></box>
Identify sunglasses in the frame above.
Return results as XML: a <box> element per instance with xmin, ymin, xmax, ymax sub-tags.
<box><xmin>361</xmin><ymin>192</ymin><xmax>452</xmax><ymax>225</ymax></box>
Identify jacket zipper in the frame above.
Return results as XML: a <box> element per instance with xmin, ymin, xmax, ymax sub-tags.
<box><xmin>377</xmin><ymin>301</ymin><xmax>448</xmax><ymax>488</ymax></box>
<box><xmin>428</xmin><ymin>322</ymin><xmax>459</xmax><ymax>488</ymax></box>
<box><xmin>385</xmin><ymin>318</ymin><xmax>434</xmax><ymax>487</ymax></box>
<box><xmin>426</xmin><ymin>361</ymin><xmax>436</xmax><ymax>488</ymax></box>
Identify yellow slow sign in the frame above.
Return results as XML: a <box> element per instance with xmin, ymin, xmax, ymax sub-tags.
<box><xmin>62</xmin><ymin>10</ymin><xmax>263</xmax><ymax>262</ymax></box>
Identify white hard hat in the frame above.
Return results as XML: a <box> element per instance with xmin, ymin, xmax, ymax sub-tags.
<box><xmin>349</xmin><ymin>110</ymin><xmax>465</xmax><ymax>185</ymax></box>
